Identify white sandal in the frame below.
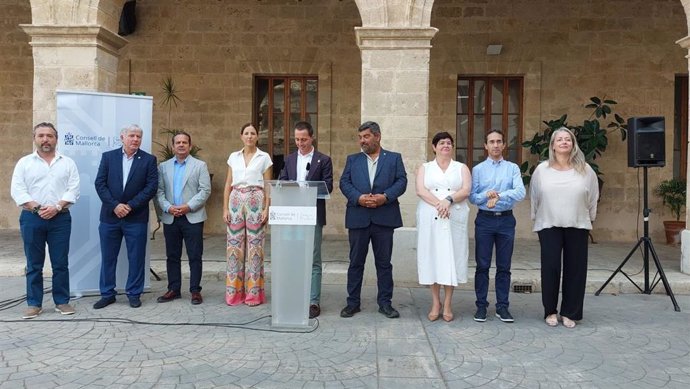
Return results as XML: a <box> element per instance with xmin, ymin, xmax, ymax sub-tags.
<box><xmin>562</xmin><ymin>316</ymin><xmax>576</xmax><ymax>328</ymax></box>
<box><xmin>545</xmin><ymin>314</ymin><xmax>558</xmax><ymax>327</ymax></box>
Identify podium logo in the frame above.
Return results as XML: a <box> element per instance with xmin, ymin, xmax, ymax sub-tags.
<box><xmin>64</xmin><ymin>132</ymin><xmax>75</xmax><ymax>145</ymax></box>
<box><xmin>267</xmin><ymin>206</ymin><xmax>316</xmax><ymax>225</ymax></box>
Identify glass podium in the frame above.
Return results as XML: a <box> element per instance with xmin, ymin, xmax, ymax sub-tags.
<box><xmin>266</xmin><ymin>180</ymin><xmax>330</xmax><ymax>329</ymax></box>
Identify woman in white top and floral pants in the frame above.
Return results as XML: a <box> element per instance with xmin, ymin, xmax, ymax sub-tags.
<box><xmin>223</xmin><ymin>123</ymin><xmax>273</xmax><ymax>306</ymax></box>
<box><xmin>530</xmin><ymin>127</ymin><xmax>598</xmax><ymax>328</ymax></box>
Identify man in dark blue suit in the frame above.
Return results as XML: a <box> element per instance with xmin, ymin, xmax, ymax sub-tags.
<box><xmin>339</xmin><ymin>121</ymin><xmax>407</xmax><ymax>319</ymax></box>
<box><xmin>278</xmin><ymin>121</ymin><xmax>333</xmax><ymax>319</ymax></box>
<box><xmin>93</xmin><ymin>124</ymin><xmax>158</xmax><ymax>309</ymax></box>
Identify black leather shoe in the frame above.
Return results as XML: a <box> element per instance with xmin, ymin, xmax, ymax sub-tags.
<box><xmin>93</xmin><ymin>296</ymin><xmax>116</xmax><ymax>309</ymax></box>
<box><xmin>191</xmin><ymin>292</ymin><xmax>203</xmax><ymax>305</ymax></box>
<box><xmin>128</xmin><ymin>296</ymin><xmax>142</xmax><ymax>308</ymax></box>
<box><xmin>378</xmin><ymin>305</ymin><xmax>400</xmax><ymax>319</ymax></box>
<box><xmin>340</xmin><ymin>305</ymin><xmax>360</xmax><ymax>318</ymax></box>
<box><xmin>309</xmin><ymin>304</ymin><xmax>321</xmax><ymax>319</ymax></box>
<box><xmin>157</xmin><ymin>290</ymin><xmax>180</xmax><ymax>303</ymax></box>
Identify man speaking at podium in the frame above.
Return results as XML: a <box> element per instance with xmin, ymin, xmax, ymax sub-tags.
<box><xmin>278</xmin><ymin>121</ymin><xmax>333</xmax><ymax>319</ymax></box>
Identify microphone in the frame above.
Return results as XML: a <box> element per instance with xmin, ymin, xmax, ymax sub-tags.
<box><xmin>306</xmin><ymin>162</ymin><xmax>311</xmax><ymax>171</ymax></box>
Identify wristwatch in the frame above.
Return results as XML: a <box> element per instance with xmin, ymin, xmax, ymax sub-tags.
<box><xmin>56</xmin><ymin>204</ymin><xmax>63</xmax><ymax>212</ymax></box>
<box><xmin>445</xmin><ymin>195</ymin><xmax>454</xmax><ymax>204</ymax></box>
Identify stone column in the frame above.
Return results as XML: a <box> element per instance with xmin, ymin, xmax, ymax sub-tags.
<box><xmin>676</xmin><ymin>34</ymin><xmax>690</xmax><ymax>274</ymax></box>
<box><xmin>20</xmin><ymin>25</ymin><xmax>127</xmax><ymax>124</ymax></box>
<box><xmin>355</xmin><ymin>27</ymin><xmax>438</xmax><ymax>226</ymax></box>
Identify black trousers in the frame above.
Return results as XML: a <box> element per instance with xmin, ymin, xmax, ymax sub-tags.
<box><xmin>163</xmin><ymin>216</ymin><xmax>204</xmax><ymax>293</ymax></box>
<box><xmin>346</xmin><ymin>223</ymin><xmax>394</xmax><ymax>308</ymax></box>
<box><xmin>537</xmin><ymin>227</ymin><xmax>589</xmax><ymax>320</ymax></box>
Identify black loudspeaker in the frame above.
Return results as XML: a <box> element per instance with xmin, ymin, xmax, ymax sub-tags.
<box><xmin>627</xmin><ymin>116</ymin><xmax>665</xmax><ymax>168</ymax></box>
<box><xmin>118</xmin><ymin>0</ymin><xmax>137</xmax><ymax>36</ymax></box>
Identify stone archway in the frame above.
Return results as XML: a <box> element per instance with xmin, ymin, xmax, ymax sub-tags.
<box><xmin>355</xmin><ymin>0</ymin><xmax>434</xmax><ymax>28</ymax></box>
<box><xmin>21</xmin><ymin>0</ymin><xmax>129</xmax><ymax>124</ymax></box>
<box><xmin>28</xmin><ymin>0</ymin><xmax>127</xmax><ymax>32</ymax></box>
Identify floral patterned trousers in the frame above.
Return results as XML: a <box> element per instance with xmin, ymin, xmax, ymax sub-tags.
<box><xmin>226</xmin><ymin>186</ymin><xmax>266</xmax><ymax>306</ymax></box>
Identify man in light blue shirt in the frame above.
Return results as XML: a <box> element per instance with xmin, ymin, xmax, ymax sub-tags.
<box><xmin>469</xmin><ymin>129</ymin><xmax>526</xmax><ymax>323</ymax></box>
<box><xmin>155</xmin><ymin>131</ymin><xmax>211</xmax><ymax>305</ymax></box>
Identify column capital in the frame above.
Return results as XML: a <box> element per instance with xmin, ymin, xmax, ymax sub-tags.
<box><xmin>20</xmin><ymin>25</ymin><xmax>128</xmax><ymax>56</ymax></box>
<box><xmin>355</xmin><ymin>27</ymin><xmax>438</xmax><ymax>50</ymax></box>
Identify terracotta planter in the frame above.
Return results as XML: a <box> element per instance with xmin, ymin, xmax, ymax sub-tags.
<box><xmin>662</xmin><ymin>220</ymin><xmax>686</xmax><ymax>245</ymax></box>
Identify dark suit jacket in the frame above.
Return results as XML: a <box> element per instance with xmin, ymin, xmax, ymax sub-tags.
<box><xmin>95</xmin><ymin>148</ymin><xmax>158</xmax><ymax>224</ymax></box>
<box><xmin>278</xmin><ymin>150</ymin><xmax>333</xmax><ymax>225</ymax></box>
<box><xmin>339</xmin><ymin>149</ymin><xmax>407</xmax><ymax>229</ymax></box>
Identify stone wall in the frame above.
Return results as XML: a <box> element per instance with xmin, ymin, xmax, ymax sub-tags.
<box><xmin>3</xmin><ymin>0</ymin><xmax>688</xmax><ymax>243</ymax></box>
<box><xmin>115</xmin><ymin>0</ymin><xmax>688</xmax><ymax>241</ymax></box>
<box><xmin>429</xmin><ymin>0</ymin><xmax>687</xmax><ymax>242</ymax></box>
<box><xmin>0</xmin><ymin>0</ymin><xmax>32</xmax><ymax>228</ymax></box>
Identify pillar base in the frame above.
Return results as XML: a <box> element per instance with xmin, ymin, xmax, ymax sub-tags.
<box><xmin>681</xmin><ymin>230</ymin><xmax>690</xmax><ymax>274</ymax></box>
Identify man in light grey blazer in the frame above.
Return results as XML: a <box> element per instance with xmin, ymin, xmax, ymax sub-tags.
<box><xmin>155</xmin><ymin>131</ymin><xmax>211</xmax><ymax>305</ymax></box>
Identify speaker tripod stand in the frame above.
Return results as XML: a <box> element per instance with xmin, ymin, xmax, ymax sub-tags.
<box><xmin>595</xmin><ymin>167</ymin><xmax>680</xmax><ymax>312</ymax></box>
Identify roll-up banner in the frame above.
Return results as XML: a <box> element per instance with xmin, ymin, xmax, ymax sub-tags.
<box><xmin>56</xmin><ymin>90</ymin><xmax>154</xmax><ymax>297</ymax></box>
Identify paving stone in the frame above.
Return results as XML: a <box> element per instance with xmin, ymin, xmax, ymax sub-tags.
<box><xmin>378</xmin><ymin>354</ymin><xmax>441</xmax><ymax>378</ymax></box>
<box><xmin>379</xmin><ymin>377</ymin><xmax>445</xmax><ymax>388</ymax></box>
<box><xmin>376</xmin><ymin>338</ymin><xmax>434</xmax><ymax>356</ymax></box>
<box><xmin>0</xmin><ymin>274</ymin><xmax>689</xmax><ymax>388</ymax></box>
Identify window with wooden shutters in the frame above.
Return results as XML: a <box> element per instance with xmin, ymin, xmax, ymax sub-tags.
<box><xmin>674</xmin><ymin>74</ymin><xmax>687</xmax><ymax>180</ymax></box>
<box><xmin>254</xmin><ymin>75</ymin><xmax>318</xmax><ymax>178</ymax></box>
<box><xmin>457</xmin><ymin>76</ymin><xmax>524</xmax><ymax>167</ymax></box>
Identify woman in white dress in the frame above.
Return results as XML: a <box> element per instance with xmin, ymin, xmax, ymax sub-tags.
<box><xmin>416</xmin><ymin>131</ymin><xmax>471</xmax><ymax>322</ymax></box>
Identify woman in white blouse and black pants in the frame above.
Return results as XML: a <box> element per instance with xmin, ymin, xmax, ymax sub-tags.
<box><xmin>530</xmin><ymin>127</ymin><xmax>598</xmax><ymax>328</ymax></box>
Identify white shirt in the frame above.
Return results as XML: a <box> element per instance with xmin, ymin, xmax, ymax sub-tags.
<box><xmin>296</xmin><ymin>148</ymin><xmax>314</xmax><ymax>182</ymax></box>
<box><xmin>227</xmin><ymin>148</ymin><xmax>273</xmax><ymax>187</ymax></box>
<box><xmin>530</xmin><ymin>161</ymin><xmax>598</xmax><ymax>232</ymax></box>
<box><xmin>365</xmin><ymin>152</ymin><xmax>379</xmax><ymax>189</ymax></box>
<box><xmin>11</xmin><ymin>151</ymin><xmax>80</xmax><ymax>207</ymax></box>
<box><xmin>122</xmin><ymin>148</ymin><xmax>138</xmax><ymax>189</ymax></box>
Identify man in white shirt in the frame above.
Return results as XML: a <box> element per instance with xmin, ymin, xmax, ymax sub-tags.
<box><xmin>10</xmin><ymin>122</ymin><xmax>80</xmax><ymax>319</ymax></box>
<box><xmin>278</xmin><ymin>121</ymin><xmax>333</xmax><ymax>318</ymax></box>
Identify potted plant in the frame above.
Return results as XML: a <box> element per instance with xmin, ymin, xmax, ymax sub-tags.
<box><xmin>155</xmin><ymin>128</ymin><xmax>202</xmax><ymax>161</ymax></box>
<box><xmin>655</xmin><ymin>178</ymin><xmax>687</xmax><ymax>245</ymax></box>
<box><xmin>151</xmin><ymin>76</ymin><xmax>204</xmax><ymax>239</ymax></box>
<box><xmin>154</xmin><ymin>76</ymin><xmax>202</xmax><ymax>160</ymax></box>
